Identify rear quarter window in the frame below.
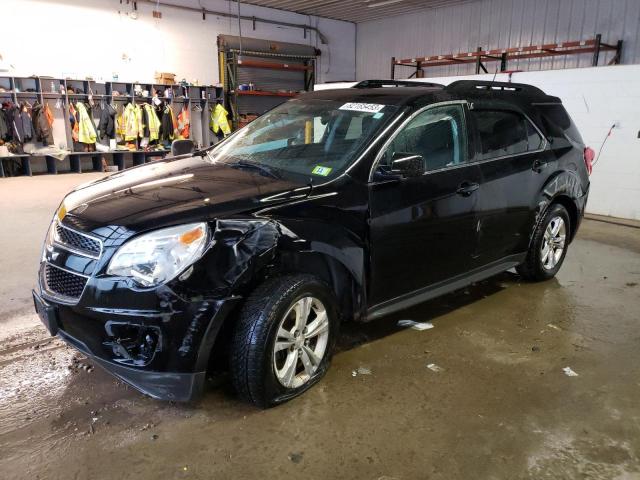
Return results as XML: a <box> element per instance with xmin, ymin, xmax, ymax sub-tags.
<box><xmin>536</xmin><ymin>104</ymin><xmax>583</xmax><ymax>144</ymax></box>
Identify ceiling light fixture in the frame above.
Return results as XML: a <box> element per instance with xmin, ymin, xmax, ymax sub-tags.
<box><xmin>367</xmin><ymin>0</ymin><xmax>403</xmax><ymax>7</ymax></box>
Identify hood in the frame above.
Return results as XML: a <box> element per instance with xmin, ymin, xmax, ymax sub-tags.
<box><xmin>61</xmin><ymin>155</ymin><xmax>309</xmax><ymax>232</ymax></box>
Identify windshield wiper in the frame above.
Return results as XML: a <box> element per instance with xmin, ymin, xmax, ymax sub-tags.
<box><xmin>230</xmin><ymin>160</ymin><xmax>281</xmax><ymax>179</ymax></box>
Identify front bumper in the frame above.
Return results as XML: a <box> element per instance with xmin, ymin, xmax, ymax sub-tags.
<box><xmin>33</xmin><ymin>289</ymin><xmax>238</xmax><ymax>401</ymax></box>
<box><xmin>60</xmin><ymin>328</ymin><xmax>206</xmax><ymax>401</ymax></box>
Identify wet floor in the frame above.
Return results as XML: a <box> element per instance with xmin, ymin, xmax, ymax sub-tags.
<box><xmin>1</xmin><ymin>175</ymin><xmax>640</xmax><ymax>479</ymax></box>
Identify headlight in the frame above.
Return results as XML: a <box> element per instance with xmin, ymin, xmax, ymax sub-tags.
<box><xmin>107</xmin><ymin>223</ymin><xmax>209</xmax><ymax>287</ymax></box>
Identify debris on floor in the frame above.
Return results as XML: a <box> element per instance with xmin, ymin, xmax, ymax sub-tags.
<box><xmin>352</xmin><ymin>366</ymin><xmax>372</xmax><ymax>376</ymax></box>
<box><xmin>288</xmin><ymin>452</ymin><xmax>304</xmax><ymax>464</ymax></box>
<box><xmin>68</xmin><ymin>355</ymin><xmax>94</xmax><ymax>373</ymax></box>
<box><xmin>426</xmin><ymin>363</ymin><xmax>443</xmax><ymax>373</ymax></box>
<box><xmin>547</xmin><ymin>323</ymin><xmax>562</xmax><ymax>331</ymax></box>
<box><xmin>563</xmin><ymin>366</ymin><xmax>579</xmax><ymax>377</ymax></box>
<box><xmin>397</xmin><ymin>319</ymin><xmax>434</xmax><ymax>331</ymax></box>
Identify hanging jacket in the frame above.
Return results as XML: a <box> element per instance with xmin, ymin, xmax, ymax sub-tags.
<box><xmin>32</xmin><ymin>102</ymin><xmax>54</xmax><ymax>145</ymax></box>
<box><xmin>160</xmin><ymin>105</ymin><xmax>178</xmax><ymax>142</ymax></box>
<box><xmin>177</xmin><ymin>106</ymin><xmax>190</xmax><ymax>139</ymax></box>
<box><xmin>69</xmin><ymin>104</ymin><xmax>79</xmax><ymax>142</ymax></box>
<box><xmin>142</xmin><ymin>104</ymin><xmax>161</xmax><ymax>141</ymax></box>
<box><xmin>123</xmin><ymin>103</ymin><xmax>143</xmax><ymax>141</ymax></box>
<box><xmin>11</xmin><ymin>103</ymin><xmax>34</xmax><ymax>143</ymax></box>
<box><xmin>8</xmin><ymin>105</ymin><xmax>23</xmax><ymax>143</ymax></box>
<box><xmin>210</xmin><ymin>103</ymin><xmax>231</xmax><ymax>136</ymax></box>
<box><xmin>98</xmin><ymin>104</ymin><xmax>117</xmax><ymax>139</ymax></box>
<box><xmin>20</xmin><ymin>108</ymin><xmax>34</xmax><ymax>142</ymax></box>
<box><xmin>0</xmin><ymin>108</ymin><xmax>10</xmax><ymax>141</ymax></box>
<box><xmin>76</xmin><ymin>102</ymin><xmax>97</xmax><ymax>144</ymax></box>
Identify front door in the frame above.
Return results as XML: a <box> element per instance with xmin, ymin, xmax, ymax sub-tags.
<box><xmin>368</xmin><ymin>102</ymin><xmax>481</xmax><ymax>307</ymax></box>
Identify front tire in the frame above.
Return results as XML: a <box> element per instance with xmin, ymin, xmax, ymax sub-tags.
<box><xmin>517</xmin><ymin>203</ymin><xmax>571</xmax><ymax>281</ymax></box>
<box><xmin>230</xmin><ymin>274</ymin><xmax>338</xmax><ymax>408</ymax></box>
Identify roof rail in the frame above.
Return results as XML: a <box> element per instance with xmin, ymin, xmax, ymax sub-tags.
<box><xmin>354</xmin><ymin>79</ymin><xmax>444</xmax><ymax>89</ymax></box>
<box><xmin>445</xmin><ymin>80</ymin><xmax>546</xmax><ymax>96</ymax></box>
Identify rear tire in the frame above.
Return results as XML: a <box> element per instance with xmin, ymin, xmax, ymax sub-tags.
<box><xmin>517</xmin><ymin>203</ymin><xmax>571</xmax><ymax>281</ymax></box>
<box><xmin>230</xmin><ymin>274</ymin><xmax>339</xmax><ymax>408</ymax></box>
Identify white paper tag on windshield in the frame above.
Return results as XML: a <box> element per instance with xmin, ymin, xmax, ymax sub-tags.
<box><xmin>339</xmin><ymin>102</ymin><xmax>385</xmax><ymax>113</ymax></box>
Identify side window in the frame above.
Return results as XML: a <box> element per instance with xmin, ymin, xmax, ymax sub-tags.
<box><xmin>471</xmin><ymin>109</ymin><xmax>544</xmax><ymax>160</ymax></box>
<box><xmin>379</xmin><ymin>104</ymin><xmax>467</xmax><ymax>172</ymax></box>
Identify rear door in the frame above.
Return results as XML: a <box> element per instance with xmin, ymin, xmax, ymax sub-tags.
<box><xmin>368</xmin><ymin>102</ymin><xmax>482</xmax><ymax>306</ymax></box>
<box><xmin>469</xmin><ymin>105</ymin><xmax>552</xmax><ymax>264</ymax></box>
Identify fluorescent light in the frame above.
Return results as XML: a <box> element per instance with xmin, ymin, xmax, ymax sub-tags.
<box><xmin>367</xmin><ymin>0</ymin><xmax>403</xmax><ymax>7</ymax></box>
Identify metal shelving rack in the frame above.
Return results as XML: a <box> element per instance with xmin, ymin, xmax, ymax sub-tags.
<box><xmin>218</xmin><ymin>34</ymin><xmax>318</xmax><ymax>130</ymax></box>
<box><xmin>391</xmin><ymin>34</ymin><xmax>623</xmax><ymax>79</ymax></box>
<box><xmin>0</xmin><ymin>76</ymin><xmax>223</xmax><ymax>177</ymax></box>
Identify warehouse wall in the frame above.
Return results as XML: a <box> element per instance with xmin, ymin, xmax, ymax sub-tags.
<box><xmin>356</xmin><ymin>0</ymin><xmax>640</xmax><ymax>80</ymax></box>
<box><xmin>2</xmin><ymin>0</ymin><xmax>355</xmax><ymax>85</ymax></box>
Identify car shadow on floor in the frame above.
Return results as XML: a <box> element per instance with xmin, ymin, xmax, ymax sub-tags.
<box><xmin>335</xmin><ymin>270</ymin><xmax>516</xmax><ymax>353</ymax></box>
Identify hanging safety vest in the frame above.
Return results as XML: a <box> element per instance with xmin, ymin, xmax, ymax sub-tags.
<box><xmin>116</xmin><ymin>105</ymin><xmax>126</xmax><ymax>138</ymax></box>
<box><xmin>76</xmin><ymin>102</ymin><xmax>97</xmax><ymax>144</ymax></box>
<box><xmin>44</xmin><ymin>104</ymin><xmax>54</xmax><ymax>127</ymax></box>
<box><xmin>210</xmin><ymin>103</ymin><xmax>231</xmax><ymax>136</ymax></box>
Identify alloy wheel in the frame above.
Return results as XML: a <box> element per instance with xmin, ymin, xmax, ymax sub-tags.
<box><xmin>541</xmin><ymin>216</ymin><xmax>566</xmax><ymax>270</ymax></box>
<box><xmin>273</xmin><ymin>296</ymin><xmax>330</xmax><ymax>389</ymax></box>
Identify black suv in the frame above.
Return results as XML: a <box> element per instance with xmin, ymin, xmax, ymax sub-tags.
<box><xmin>33</xmin><ymin>80</ymin><xmax>592</xmax><ymax>407</ymax></box>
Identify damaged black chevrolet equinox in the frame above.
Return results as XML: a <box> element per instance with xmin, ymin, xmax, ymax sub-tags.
<box><xmin>34</xmin><ymin>80</ymin><xmax>592</xmax><ymax>407</ymax></box>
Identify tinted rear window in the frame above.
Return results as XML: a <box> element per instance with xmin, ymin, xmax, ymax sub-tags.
<box><xmin>536</xmin><ymin>104</ymin><xmax>583</xmax><ymax>144</ymax></box>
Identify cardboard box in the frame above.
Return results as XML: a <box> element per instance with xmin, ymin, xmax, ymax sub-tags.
<box><xmin>154</xmin><ymin>72</ymin><xmax>176</xmax><ymax>85</ymax></box>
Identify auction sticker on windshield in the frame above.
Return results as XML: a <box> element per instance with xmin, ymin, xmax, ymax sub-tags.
<box><xmin>312</xmin><ymin>165</ymin><xmax>333</xmax><ymax>176</ymax></box>
<box><xmin>339</xmin><ymin>102</ymin><xmax>385</xmax><ymax>113</ymax></box>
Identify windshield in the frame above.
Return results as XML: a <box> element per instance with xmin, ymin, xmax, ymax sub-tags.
<box><xmin>208</xmin><ymin>98</ymin><xmax>399</xmax><ymax>181</ymax></box>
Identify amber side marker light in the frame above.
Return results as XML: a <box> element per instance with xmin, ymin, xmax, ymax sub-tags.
<box><xmin>57</xmin><ymin>204</ymin><xmax>67</xmax><ymax>221</ymax></box>
<box><xmin>179</xmin><ymin>226</ymin><xmax>205</xmax><ymax>245</ymax></box>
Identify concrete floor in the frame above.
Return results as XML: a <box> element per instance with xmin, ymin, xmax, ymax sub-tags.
<box><xmin>1</xmin><ymin>174</ymin><xmax>639</xmax><ymax>479</ymax></box>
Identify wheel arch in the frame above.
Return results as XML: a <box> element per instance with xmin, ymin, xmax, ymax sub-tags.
<box><xmin>532</xmin><ymin>170</ymin><xmax>586</xmax><ymax>246</ymax></box>
<box><xmin>550</xmin><ymin>195</ymin><xmax>579</xmax><ymax>243</ymax></box>
<box><xmin>276</xmin><ymin>249</ymin><xmax>364</xmax><ymax>322</ymax></box>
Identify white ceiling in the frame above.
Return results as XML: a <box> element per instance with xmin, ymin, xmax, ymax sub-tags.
<box><xmin>241</xmin><ymin>0</ymin><xmax>475</xmax><ymax>23</ymax></box>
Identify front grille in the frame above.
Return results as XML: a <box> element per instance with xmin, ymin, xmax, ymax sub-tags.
<box><xmin>43</xmin><ymin>264</ymin><xmax>88</xmax><ymax>300</ymax></box>
<box><xmin>55</xmin><ymin>223</ymin><xmax>101</xmax><ymax>257</ymax></box>
<box><xmin>62</xmin><ymin>214</ymin><xmax>97</xmax><ymax>232</ymax></box>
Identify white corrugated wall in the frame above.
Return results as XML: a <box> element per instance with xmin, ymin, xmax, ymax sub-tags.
<box><xmin>356</xmin><ymin>0</ymin><xmax>640</xmax><ymax>80</ymax></box>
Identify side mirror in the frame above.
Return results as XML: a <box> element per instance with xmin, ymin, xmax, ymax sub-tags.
<box><xmin>390</xmin><ymin>152</ymin><xmax>425</xmax><ymax>177</ymax></box>
<box><xmin>171</xmin><ymin>139</ymin><xmax>195</xmax><ymax>156</ymax></box>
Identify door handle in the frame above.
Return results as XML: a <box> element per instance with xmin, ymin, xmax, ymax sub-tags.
<box><xmin>456</xmin><ymin>181</ymin><xmax>479</xmax><ymax>197</ymax></box>
<box><xmin>532</xmin><ymin>159</ymin><xmax>548</xmax><ymax>172</ymax></box>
